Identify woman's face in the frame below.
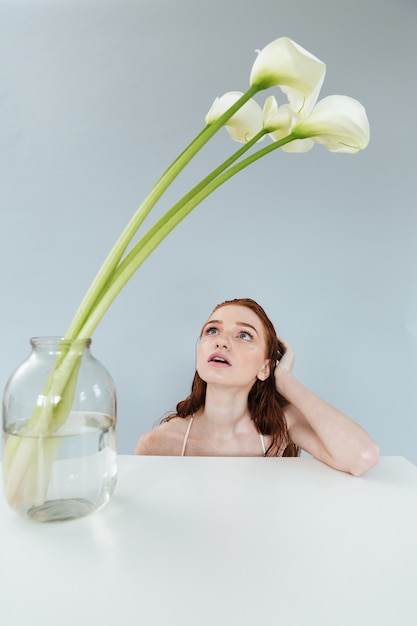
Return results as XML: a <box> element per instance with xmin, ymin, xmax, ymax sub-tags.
<box><xmin>196</xmin><ymin>305</ymin><xmax>270</xmax><ymax>390</ymax></box>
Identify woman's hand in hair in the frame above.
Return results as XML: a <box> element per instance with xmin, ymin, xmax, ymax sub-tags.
<box><xmin>274</xmin><ymin>338</ymin><xmax>295</xmax><ymax>392</ymax></box>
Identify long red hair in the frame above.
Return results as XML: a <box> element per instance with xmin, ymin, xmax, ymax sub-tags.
<box><xmin>165</xmin><ymin>298</ymin><xmax>300</xmax><ymax>457</ymax></box>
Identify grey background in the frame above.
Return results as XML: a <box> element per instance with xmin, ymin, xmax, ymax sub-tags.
<box><xmin>1</xmin><ymin>0</ymin><xmax>416</xmax><ymax>461</ymax></box>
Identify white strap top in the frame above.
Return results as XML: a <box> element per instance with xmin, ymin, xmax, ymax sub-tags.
<box><xmin>181</xmin><ymin>417</ymin><xmax>266</xmax><ymax>457</ymax></box>
<box><xmin>180</xmin><ymin>417</ymin><xmax>194</xmax><ymax>457</ymax></box>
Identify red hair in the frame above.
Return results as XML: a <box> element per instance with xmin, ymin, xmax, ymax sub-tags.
<box><xmin>165</xmin><ymin>298</ymin><xmax>300</xmax><ymax>457</ymax></box>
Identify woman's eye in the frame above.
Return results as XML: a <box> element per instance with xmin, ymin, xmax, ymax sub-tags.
<box><xmin>238</xmin><ymin>331</ymin><xmax>252</xmax><ymax>341</ymax></box>
<box><xmin>206</xmin><ymin>327</ymin><xmax>218</xmax><ymax>335</ymax></box>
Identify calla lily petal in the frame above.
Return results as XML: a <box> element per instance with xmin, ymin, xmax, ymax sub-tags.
<box><xmin>250</xmin><ymin>37</ymin><xmax>326</xmax><ymax>116</ymax></box>
<box><xmin>205</xmin><ymin>91</ymin><xmax>264</xmax><ymax>143</ymax></box>
<box><xmin>292</xmin><ymin>95</ymin><xmax>370</xmax><ymax>153</ymax></box>
<box><xmin>282</xmin><ymin>138</ymin><xmax>315</xmax><ymax>153</ymax></box>
<box><xmin>263</xmin><ymin>96</ymin><xmax>294</xmax><ymax>140</ymax></box>
<box><xmin>263</xmin><ymin>97</ymin><xmax>312</xmax><ymax>151</ymax></box>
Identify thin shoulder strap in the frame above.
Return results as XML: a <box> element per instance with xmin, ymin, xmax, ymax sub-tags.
<box><xmin>181</xmin><ymin>416</ymin><xmax>194</xmax><ymax>457</ymax></box>
<box><xmin>260</xmin><ymin>433</ymin><xmax>266</xmax><ymax>456</ymax></box>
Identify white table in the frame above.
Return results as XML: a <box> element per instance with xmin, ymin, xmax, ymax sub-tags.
<box><xmin>1</xmin><ymin>456</ymin><xmax>417</xmax><ymax>626</ymax></box>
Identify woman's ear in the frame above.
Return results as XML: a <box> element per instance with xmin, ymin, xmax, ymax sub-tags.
<box><xmin>257</xmin><ymin>360</ymin><xmax>270</xmax><ymax>381</ymax></box>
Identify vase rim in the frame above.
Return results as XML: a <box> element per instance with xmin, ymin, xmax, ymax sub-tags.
<box><xmin>29</xmin><ymin>336</ymin><xmax>92</xmax><ymax>347</ymax></box>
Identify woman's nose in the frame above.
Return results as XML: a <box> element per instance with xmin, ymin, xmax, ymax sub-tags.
<box><xmin>216</xmin><ymin>334</ymin><xmax>230</xmax><ymax>349</ymax></box>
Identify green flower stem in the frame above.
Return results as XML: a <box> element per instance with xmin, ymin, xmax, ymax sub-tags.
<box><xmin>3</xmin><ymin>343</ymin><xmax>85</xmax><ymax>509</ymax></box>
<box><xmin>64</xmin><ymin>85</ymin><xmax>260</xmax><ymax>340</ymax></box>
<box><xmin>76</xmin><ymin>131</ymin><xmax>297</xmax><ymax>339</ymax></box>
<box><xmin>3</xmin><ymin>436</ymin><xmax>63</xmax><ymax>510</ymax></box>
<box><xmin>2</xmin><ymin>85</ymin><xmax>265</xmax><ymax>510</ymax></box>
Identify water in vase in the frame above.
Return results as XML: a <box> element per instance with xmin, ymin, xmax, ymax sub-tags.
<box><xmin>3</xmin><ymin>411</ymin><xmax>117</xmax><ymax>522</ymax></box>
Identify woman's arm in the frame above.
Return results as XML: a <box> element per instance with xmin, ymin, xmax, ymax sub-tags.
<box><xmin>275</xmin><ymin>340</ymin><xmax>380</xmax><ymax>475</ymax></box>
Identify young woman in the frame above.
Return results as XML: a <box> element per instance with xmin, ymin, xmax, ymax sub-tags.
<box><xmin>135</xmin><ymin>298</ymin><xmax>380</xmax><ymax>475</ymax></box>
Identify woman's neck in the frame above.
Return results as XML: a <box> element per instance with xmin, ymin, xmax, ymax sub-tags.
<box><xmin>197</xmin><ymin>385</ymin><xmax>253</xmax><ymax>436</ymax></box>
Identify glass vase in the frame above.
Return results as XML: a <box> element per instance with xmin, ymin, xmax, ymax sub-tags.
<box><xmin>2</xmin><ymin>337</ymin><xmax>117</xmax><ymax>522</ymax></box>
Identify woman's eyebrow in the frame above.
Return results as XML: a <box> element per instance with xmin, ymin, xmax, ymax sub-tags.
<box><xmin>204</xmin><ymin>319</ymin><xmax>259</xmax><ymax>335</ymax></box>
<box><xmin>205</xmin><ymin>318</ymin><xmax>222</xmax><ymax>326</ymax></box>
<box><xmin>236</xmin><ymin>321</ymin><xmax>259</xmax><ymax>335</ymax></box>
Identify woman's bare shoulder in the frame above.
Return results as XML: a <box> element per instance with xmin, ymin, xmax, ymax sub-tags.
<box><xmin>135</xmin><ymin>417</ymin><xmax>190</xmax><ymax>456</ymax></box>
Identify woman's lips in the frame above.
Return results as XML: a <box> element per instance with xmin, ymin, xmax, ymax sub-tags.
<box><xmin>208</xmin><ymin>352</ymin><xmax>231</xmax><ymax>366</ymax></box>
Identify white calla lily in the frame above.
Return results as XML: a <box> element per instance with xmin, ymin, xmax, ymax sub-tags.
<box><xmin>262</xmin><ymin>96</ymin><xmax>314</xmax><ymax>152</ymax></box>
<box><xmin>282</xmin><ymin>138</ymin><xmax>315</xmax><ymax>153</ymax></box>
<box><xmin>250</xmin><ymin>37</ymin><xmax>326</xmax><ymax>116</ymax></box>
<box><xmin>205</xmin><ymin>91</ymin><xmax>264</xmax><ymax>143</ymax></box>
<box><xmin>263</xmin><ymin>96</ymin><xmax>294</xmax><ymax>140</ymax></box>
<box><xmin>292</xmin><ymin>95</ymin><xmax>370</xmax><ymax>153</ymax></box>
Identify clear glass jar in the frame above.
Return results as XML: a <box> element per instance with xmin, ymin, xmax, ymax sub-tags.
<box><xmin>2</xmin><ymin>337</ymin><xmax>117</xmax><ymax>522</ymax></box>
